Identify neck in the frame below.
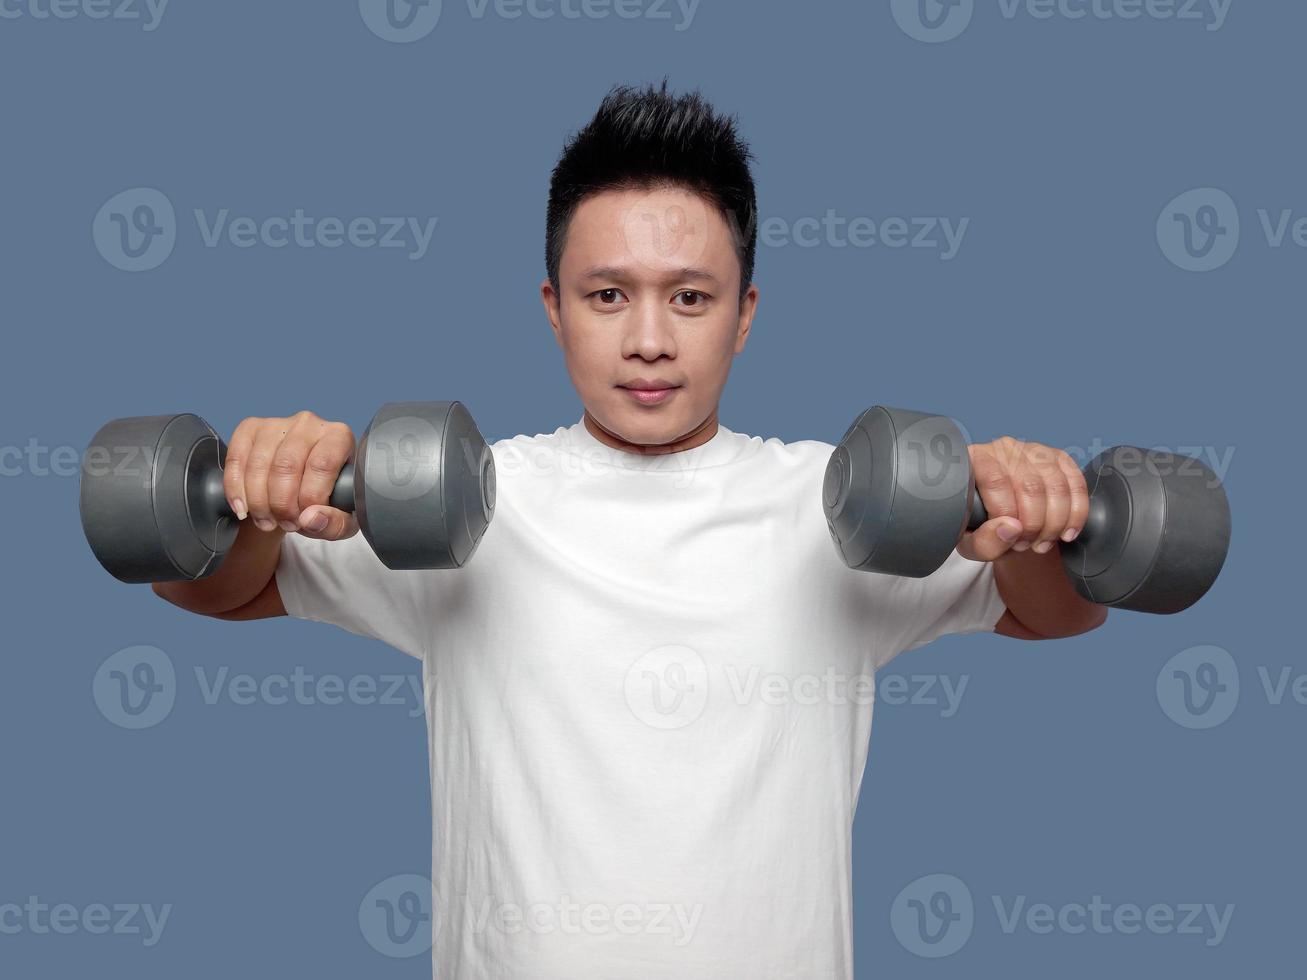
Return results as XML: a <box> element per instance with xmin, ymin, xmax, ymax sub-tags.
<box><xmin>582</xmin><ymin>409</ymin><xmax>719</xmax><ymax>456</ymax></box>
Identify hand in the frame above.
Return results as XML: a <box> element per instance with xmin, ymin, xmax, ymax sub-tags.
<box><xmin>956</xmin><ymin>437</ymin><xmax>1088</xmax><ymax>563</ymax></box>
<box><xmin>222</xmin><ymin>412</ymin><xmax>359</xmax><ymax>541</ymax></box>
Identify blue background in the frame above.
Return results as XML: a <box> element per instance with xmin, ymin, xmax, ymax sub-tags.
<box><xmin>0</xmin><ymin>0</ymin><xmax>1297</xmax><ymax>975</ymax></box>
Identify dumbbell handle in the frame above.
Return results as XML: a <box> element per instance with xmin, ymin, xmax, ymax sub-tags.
<box><xmin>197</xmin><ymin>442</ymin><xmax>358</xmax><ymax>526</ymax></box>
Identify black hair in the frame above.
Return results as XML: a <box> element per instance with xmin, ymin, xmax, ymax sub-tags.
<box><xmin>545</xmin><ymin>79</ymin><xmax>758</xmax><ymax>303</ymax></box>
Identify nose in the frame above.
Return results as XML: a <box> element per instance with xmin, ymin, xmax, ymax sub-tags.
<box><xmin>621</xmin><ymin>298</ymin><xmax>678</xmax><ymax>361</ymax></box>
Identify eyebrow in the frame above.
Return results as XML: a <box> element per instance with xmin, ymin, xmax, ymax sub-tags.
<box><xmin>579</xmin><ymin>265</ymin><xmax>721</xmax><ymax>285</ymax></box>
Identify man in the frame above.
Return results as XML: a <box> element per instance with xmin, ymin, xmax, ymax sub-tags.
<box><xmin>154</xmin><ymin>81</ymin><xmax>1106</xmax><ymax>978</ymax></box>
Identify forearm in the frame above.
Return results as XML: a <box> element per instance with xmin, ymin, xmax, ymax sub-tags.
<box><xmin>991</xmin><ymin>546</ymin><xmax>1108</xmax><ymax>639</ymax></box>
<box><xmin>151</xmin><ymin>522</ymin><xmax>286</xmax><ymax>616</ymax></box>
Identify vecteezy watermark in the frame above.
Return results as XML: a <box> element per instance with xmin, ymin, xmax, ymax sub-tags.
<box><xmin>617</xmin><ymin>193</ymin><xmax>971</xmax><ymax>271</ymax></box>
<box><xmin>758</xmin><ymin>212</ymin><xmax>969</xmax><ymax>261</ymax></box>
<box><xmin>1057</xmin><ymin>440</ymin><xmax>1234</xmax><ymax>490</ymax></box>
<box><xmin>93</xmin><ymin>646</ymin><xmax>427</xmax><ymax>729</ymax></box>
<box><xmin>891</xmin><ymin>0</ymin><xmax>1231</xmax><ymax>43</ymax></box>
<box><xmin>0</xmin><ymin>897</ymin><xmax>173</xmax><ymax>947</ymax></box>
<box><xmin>359</xmin><ymin>875</ymin><xmax>434</xmax><ymax>958</ymax></box>
<box><xmin>468</xmin><ymin>896</ymin><xmax>703</xmax><ymax>947</ymax></box>
<box><xmin>358</xmin><ymin>0</ymin><xmax>701</xmax><ymax>42</ymax></box>
<box><xmin>891</xmin><ymin>873</ymin><xmax>1233</xmax><ymax>957</ymax></box>
<box><xmin>93</xmin><ymin>188</ymin><xmax>438</xmax><ymax>272</ymax></box>
<box><xmin>624</xmin><ymin>645</ymin><xmax>970</xmax><ymax>731</ymax></box>
<box><xmin>1158</xmin><ymin>646</ymin><xmax>1307</xmax><ymax>729</ymax></box>
<box><xmin>93</xmin><ymin>645</ymin><xmax>177</xmax><ymax>729</ymax></box>
<box><xmin>193</xmin><ymin>665</ymin><xmax>426</xmax><ymax>718</ymax></box>
<box><xmin>1157</xmin><ymin>187</ymin><xmax>1307</xmax><ymax>272</ymax></box>
<box><xmin>891</xmin><ymin>874</ymin><xmax>974</xmax><ymax>957</ymax></box>
<box><xmin>1157</xmin><ymin>645</ymin><xmax>1238</xmax><ymax>729</ymax></box>
<box><xmin>0</xmin><ymin>439</ymin><xmax>88</xmax><ymax>478</ymax></box>
<box><xmin>625</xmin><ymin>645</ymin><xmax>711</xmax><ymax>731</ymax></box>
<box><xmin>724</xmin><ymin>666</ymin><xmax>969</xmax><ymax>718</ymax></box>
<box><xmin>0</xmin><ymin>0</ymin><xmax>169</xmax><ymax>31</ymax></box>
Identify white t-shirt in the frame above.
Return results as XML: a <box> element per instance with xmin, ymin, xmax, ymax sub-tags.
<box><xmin>277</xmin><ymin>418</ymin><xmax>1006</xmax><ymax>979</ymax></box>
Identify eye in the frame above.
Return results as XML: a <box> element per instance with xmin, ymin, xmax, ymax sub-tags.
<box><xmin>673</xmin><ymin>290</ymin><xmax>709</xmax><ymax>309</ymax></box>
<box><xmin>589</xmin><ymin>287</ymin><xmax>628</xmax><ymax>306</ymax></box>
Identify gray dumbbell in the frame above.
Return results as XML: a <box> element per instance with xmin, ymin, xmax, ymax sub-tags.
<box><xmin>80</xmin><ymin>401</ymin><xmax>496</xmax><ymax>583</ymax></box>
<box><xmin>823</xmin><ymin>405</ymin><xmax>1231</xmax><ymax>614</ymax></box>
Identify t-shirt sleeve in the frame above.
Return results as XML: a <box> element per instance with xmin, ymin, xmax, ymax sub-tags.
<box><xmin>873</xmin><ymin>549</ymin><xmax>1008</xmax><ymax>670</ymax></box>
<box><xmin>275</xmin><ymin>530</ymin><xmax>428</xmax><ymax>661</ymax></box>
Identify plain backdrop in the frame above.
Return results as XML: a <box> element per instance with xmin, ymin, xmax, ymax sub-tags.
<box><xmin>0</xmin><ymin>1</ymin><xmax>1297</xmax><ymax>976</ymax></box>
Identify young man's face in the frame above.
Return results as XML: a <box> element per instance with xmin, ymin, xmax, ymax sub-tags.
<box><xmin>541</xmin><ymin>184</ymin><xmax>759</xmax><ymax>453</ymax></box>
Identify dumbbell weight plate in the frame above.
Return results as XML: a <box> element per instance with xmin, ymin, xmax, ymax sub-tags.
<box><xmin>823</xmin><ymin>405</ymin><xmax>973</xmax><ymax>579</ymax></box>
<box><xmin>80</xmin><ymin>413</ymin><xmax>237</xmax><ymax>583</ymax></box>
<box><xmin>353</xmin><ymin>400</ymin><xmax>495</xmax><ymax>570</ymax></box>
<box><xmin>1062</xmin><ymin>447</ymin><xmax>1230</xmax><ymax>614</ymax></box>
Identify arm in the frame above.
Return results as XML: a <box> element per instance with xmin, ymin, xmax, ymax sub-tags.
<box><xmin>958</xmin><ymin>436</ymin><xmax>1110</xmax><ymax>641</ymax></box>
<box><xmin>990</xmin><ymin>547</ymin><xmax>1109</xmax><ymax>639</ymax></box>
<box><xmin>151</xmin><ymin>522</ymin><xmax>288</xmax><ymax>619</ymax></box>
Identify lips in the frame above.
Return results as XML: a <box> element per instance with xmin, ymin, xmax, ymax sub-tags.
<box><xmin>619</xmin><ymin>381</ymin><xmax>679</xmax><ymax>406</ymax></box>
<box><xmin>619</xmin><ymin>379</ymin><xmax>680</xmax><ymax>391</ymax></box>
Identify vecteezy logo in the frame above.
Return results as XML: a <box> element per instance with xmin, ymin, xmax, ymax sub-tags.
<box><xmin>897</xmin><ymin>415</ymin><xmax>973</xmax><ymax>503</ymax></box>
<box><xmin>92</xmin><ymin>188</ymin><xmax>176</xmax><ymax>272</ymax></box>
<box><xmin>360</xmin><ymin>415</ymin><xmax>442</xmax><ymax>502</ymax></box>
<box><xmin>1156</xmin><ymin>188</ymin><xmax>1240</xmax><ymax>272</ymax></box>
<box><xmin>359</xmin><ymin>874</ymin><xmax>434</xmax><ymax>957</ymax></box>
<box><xmin>92</xmin><ymin>645</ymin><xmax>176</xmax><ymax>729</ymax></box>
<box><xmin>358</xmin><ymin>0</ymin><xmax>442</xmax><ymax>42</ymax></box>
<box><xmin>1157</xmin><ymin>645</ymin><xmax>1239</xmax><ymax>730</ymax></box>
<box><xmin>624</xmin><ymin>644</ymin><xmax>710</xmax><ymax>731</ymax></box>
<box><xmin>890</xmin><ymin>0</ymin><xmax>974</xmax><ymax>43</ymax></box>
<box><xmin>890</xmin><ymin>873</ymin><xmax>974</xmax><ymax>957</ymax></box>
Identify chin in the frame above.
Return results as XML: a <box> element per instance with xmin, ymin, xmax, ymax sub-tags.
<box><xmin>598</xmin><ymin>405</ymin><xmax>675</xmax><ymax>447</ymax></box>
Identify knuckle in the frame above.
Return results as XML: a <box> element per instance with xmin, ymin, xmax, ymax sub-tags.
<box><xmin>305</xmin><ymin>452</ymin><xmax>341</xmax><ymax>477</ymax></box>
<box><xmin>269</xmin><ymin>453</ymin><xmax>302</xmax><ymax>477</ymax></box>
<box><xmin>1029</xmin><ymin>441</ymin><xmax>1057</xmax><ymax>463</ymax></box>
<box><xmin>1043</xmin><ymin>478</ymin><xmax>1071</xmax><ymax>498</ymax></box>
<box><xmin>1019</xmin><ymin>477</ymin><xmax>1046</xmax><ymax>498</ymax></box>
<box><xmin>269</xmin><ymin>497</ymin><xmax>298</xmax><ymax>521</ymax></box>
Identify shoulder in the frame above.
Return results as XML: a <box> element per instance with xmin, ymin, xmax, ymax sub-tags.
<box><xmin>486</xmin><ymin>426</ymin><xmax>570</xmax><ymax>477</ymax></box>
<box><xmin>737</xmin><ymin>432</ymin><xmax>835</xmax><ymax>478</ymax></box>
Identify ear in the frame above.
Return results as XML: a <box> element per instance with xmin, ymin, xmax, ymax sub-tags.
<box><xmin>540</xmin><ymin>278</ymin><xmax>563</xmax><ymax>347</ymax></box>
<box><xmin>733</xmin><ymin>283</ymin><xmax>759</xmax><ymax>354</ymax></box>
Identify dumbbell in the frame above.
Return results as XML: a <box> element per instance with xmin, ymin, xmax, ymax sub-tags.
<box><xmin>79</xmin><ymin>401</ymin><xmax>496</xmax><ymax>584</ymax></box>
<box><xmin>822</xmin><ymin>406</ymin><xmax>1231</xmax><ymax>614</ymax></box>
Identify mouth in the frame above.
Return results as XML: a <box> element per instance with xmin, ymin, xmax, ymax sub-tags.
<box><xmin>618</xmin><ymin>380</ymin><xmax>681</xmax><ymax>406</ymax></box>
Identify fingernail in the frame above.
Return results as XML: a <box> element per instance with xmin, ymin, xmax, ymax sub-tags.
<box><xmin>996</xmin><ymin>521</ymin><xmax>1021</xmax><ymax>543</ymax></box>
<box><xmin>232</xmin><ymin>498</ymin><xmax>247</xmax><ymax>521</ymax></box>
<box><xmin>1062</xmin><ymin>527</ymin><xmax>1079</xmax><ymax>542</ymax></box>
<box><xmin>279</xmin><ymin>521</ymin><xmax>298</xmax><ymax>532</ymax></box>
<box><xmin>254</xmin><ymin>518</ymin><xmax>277</xmax><ymax>532</ymax></box>
<box><xmin>306</xmin><ymin>512</ymin><xmax>329</xmax><ymax>532</ymax></box>
<box><xmin>1012</xmin><ymin>540</ymin><xmax>1030</xmax><ymax>552</ymax></box>
<box><xmin>1033</xmin><ymin>541</ymin><xmax>1054</xmax><ymax>554</ymax></box>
